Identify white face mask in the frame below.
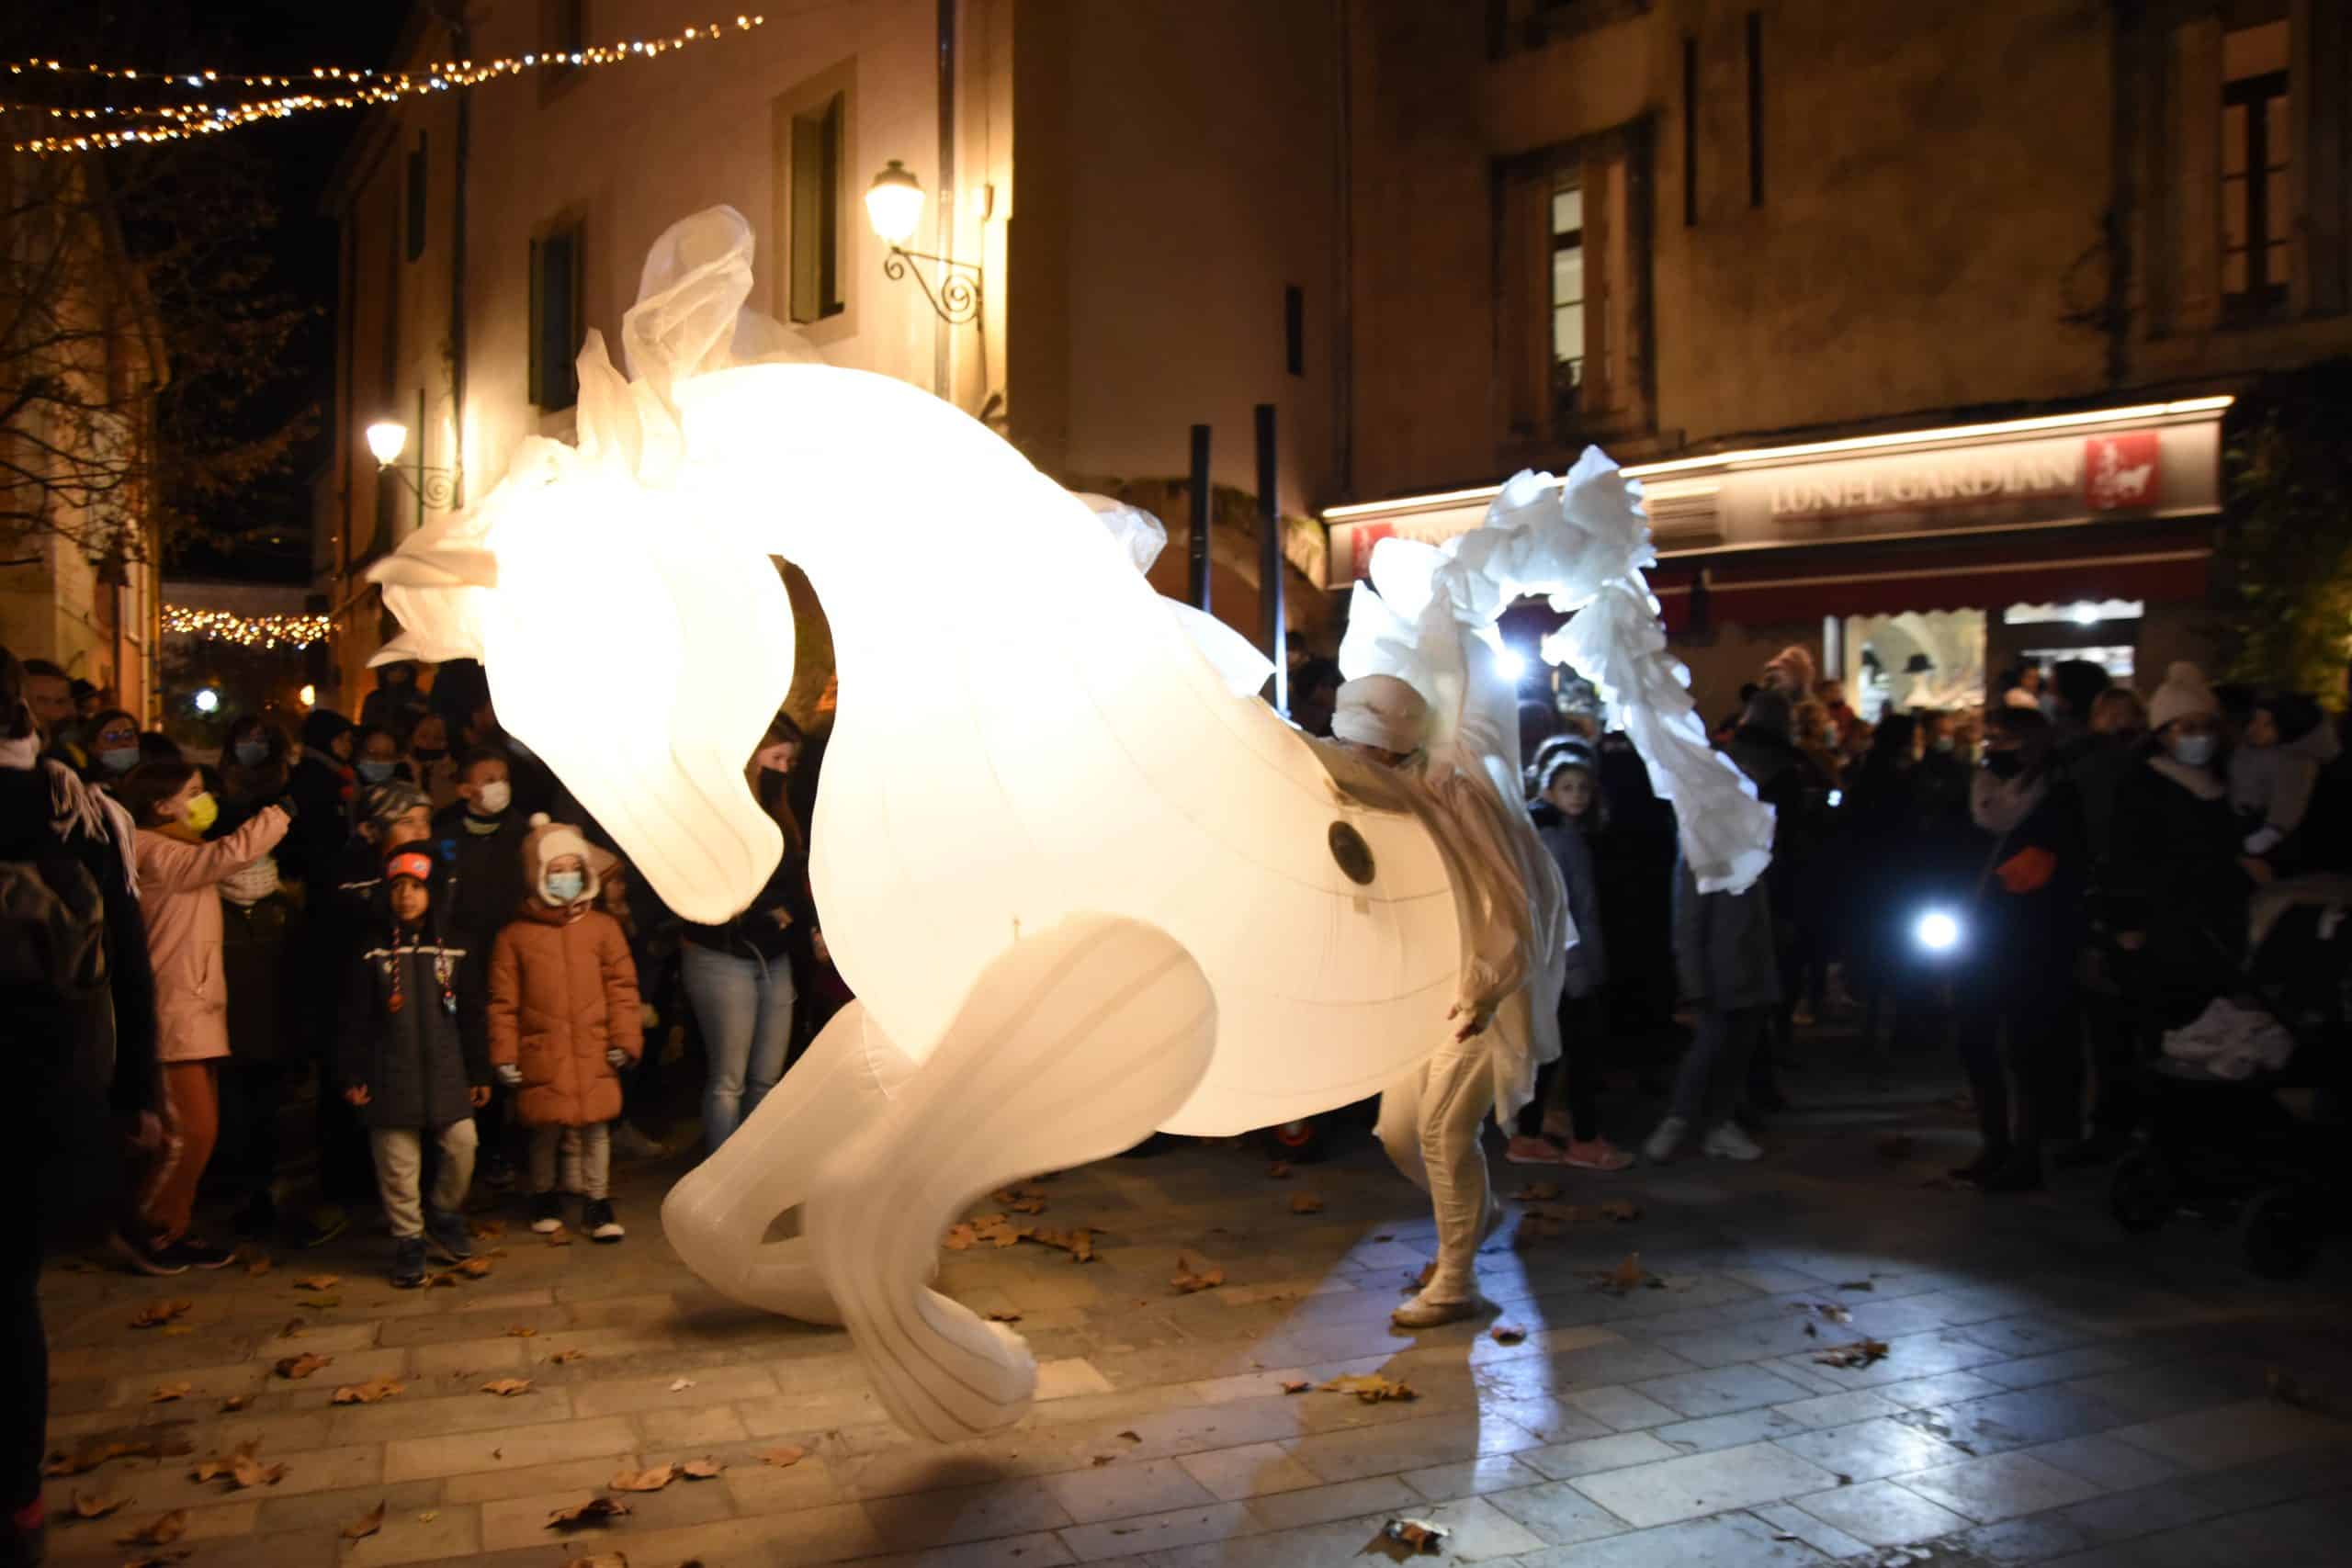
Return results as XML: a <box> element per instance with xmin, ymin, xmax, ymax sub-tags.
<box><xmin>473</xmin><ymin>779</ymin><xmax>512</xmax><ymax>816</ymax></box>
<box><xmin>2168</xmin><ymin>734</ymin><xmax>2218</xmax><ymax>769</ymax></box>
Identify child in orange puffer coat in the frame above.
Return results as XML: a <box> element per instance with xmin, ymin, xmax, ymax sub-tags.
<box><xmin>486</xmin><ymin>816</ymin><xmax>642</xmax><ymax>1242</ymax></box>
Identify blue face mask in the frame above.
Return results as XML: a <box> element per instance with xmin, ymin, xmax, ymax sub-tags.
<box><xmin>545</xmin><ymin>870</ymin><xmax>586</xmax><ymax>903</ymax></box>
<box><xmin>232</xmin><ymin>739</ymin><xmax>269</xmax><ymax>767</ymax></box>
<box><xmin>97</xmin><ymin>745</ymin><xmax>138</xmax><ymax>774</ymax></box>
<box><xmin>356</xmin><ymin>759</ymin><xmax>396</xmax><ymax>784</ymax></box>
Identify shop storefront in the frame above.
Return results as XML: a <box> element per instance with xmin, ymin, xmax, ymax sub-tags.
<box><xmin>1321</xmin><ymin>397</ymin><xmax>2230</xmax><ymax>716</ymax></box>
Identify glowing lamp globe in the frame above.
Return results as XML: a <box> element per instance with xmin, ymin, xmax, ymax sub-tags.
<box><xmin>1916</xmin><ymin>909</ymin><xmax>1962</xmax><ymax>953</ymax></box>
<box><xmin>192</xmin><ymin>687</ymin><xmax>220</xmax><ymax>715</ymax></box>
<box><xmin>865</xmin><ymin>160</ymin><xmax>924</xmax><ymax>245</ymax></box>
<box><xmin>298</xmin><ymin>683</ymin><xmax>316</xmax><ymax>707</ymax></box>
<box><xmin>366</xmin><ymin>420</ymin><xmax>409</xmax><ymax>467</ymax></box>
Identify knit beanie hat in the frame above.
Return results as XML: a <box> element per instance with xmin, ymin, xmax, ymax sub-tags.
<box><xmin>2146</xmin><ymin>661</ymin><xmax>2220</xmax><ymax>733</ymax></box>
<box><xmin>1331</xmin><ymin>674</ymin><xmax>1431</xmax><ymax>755</ymax></box>
<box><xmin>520</xmin><ymin>812</ymin><xmax>609</xmax><ymax>906</ymax></box>
<box><xmin>363</xmin><ymin>777</ymin><xmax>431</xmax><ymax>827</ymax></box>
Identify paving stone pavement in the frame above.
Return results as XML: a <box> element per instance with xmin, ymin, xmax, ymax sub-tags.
<box><xmin>35</xmin><ymin>1067</ymin><xmax>2352</xmax><ymax>1567</ymax></box>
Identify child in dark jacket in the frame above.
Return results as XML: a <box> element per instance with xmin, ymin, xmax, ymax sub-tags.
<box><xmin>342</xmin><ymin>846</ymin><xmax>490</xmax><ymax>1286</ymax></box>
<box><xmin>218</xmin><ymin>853</ymin><xmax>300</xmax><ymax>1238</ymax></box>
<box><xmin>1508</xmin><ymin>743</ymin><xmax>1631</xmax><ymax>1171</ymax></box>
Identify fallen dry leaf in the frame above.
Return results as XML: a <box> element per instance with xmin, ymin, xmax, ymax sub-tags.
<box><xmin>457</xmin><ymin>1257</ymin><xmax>495</xmax><ymax>1278</ymax></box>
<box><xmin>667</xmin><ymin>1377</ymin><xmax>695</xmax><ymax>1393</ymax></box>
<box><xmin>545</xmin><ymin>1226</ymin><xmax>575</xmax><ymax>1247</ymax></box>
<box><xmin>546</xmin><ymin>1348</ymin><xmax>588</xmax><ymax>1365</ymax></box>
<box><xmin>506</xmin><ymin>1325</ymin><xmax>539</xmax><ymax>1338</ymax></box>
<box><xmin>1267</xmin><ymin>1160</ymin><xmax>1293</xmax><ymax>1179</ymax></box>
<box><xmin>481</xmin><ymin>1377</ymin><xmax>534</xmax><ymax>1397</ymax></box>
<box><xmin>1091</xmin><ymin>1454</ymin><xmax>1116</xmax><ymax>1467</ymax></box>
<box><xmin>1592</xmin><ymin>1253</ymin><xmax>1659</xmax><ymax>1295</ymax></box>
<box><xmin>149</xmin><ymin>1382</ymin><xmax>191</xmax><ymax>1404</ymax></box>
<box><xmin>469</xmin><ymin>1218</ymin><xmax>506</xmax><ymax>1240</ymax></box>
<box><xmin>116</xmin><ymin>1509</ymin><xmax>187</xmax><ymax>1547</ymax></box>
<box><xmin>242</xmin><ymin>1251</ymin><xmax>274</xmax><ymax>1278</ymax></box>
<box><xmin>1514</xmin><ymin>1180</ymin><xmax>1563</xmax><ymax>1201</ymax></box>
<box><xmin>1490</xmin><ymin>1325</ymin><xmax>1527</xmax><ymax>1345</ymax></box>
<box><xmin>1027</xmin><ymin>1225</ymin><xmax>1097</xmax><ymax>1262</ymax></box>
<box><xmin>43</xmin><ymin>1439</ymin><xmax>164</xmax><ymax>1478</ymax></box>
<box><xmin>611</xmin><ymin>1462</ymin><xmax>677</xmax><ymax>1492</ymax></box>
<box><xmin>985</xmin><ymin>1310</ymin><xmax>1023</xmax><ymax>1323</ymax></box>
<box><xmin>419</xmin><ymin>1270</ymin><xmax>460</xmax><ymax>1290</ymax></box>
<box><xmin>1170</xmin><ymin>1255</ymin><xmax>1225</xmax><ymax>1294</ymax></box>
<box><xmin>417</xmin><ymin>1510</ymin><xmax>438</xmax><ymax>1523</ymax></box>
<box><xmin>1118</xmin><ymin>1430</ymin><xmax>1142</xmax><ymax>1443</ymax></box>
<box><xmin>219</xmin><ymin>1394</ymin><xmax>251</xmax><ymax>1413</ymax></box>
<box><xmin>1367</xmin><ymin>1516</ymin><xmax>1451</xmax><ymax>1560</ymax></box>
<box><xmin>561</xmin><ymin>1556</ymin><xmax>631</xmax><ymax>1568</ymax></box>
<box><xmin>545</xmin><ymin>1495</ymin><xmax>632</xmax><ymax>1530</ymax></box>
<box><xmin>1792</xmin><ymin>1300</ymin><xmax>1853</xmax><ymax>1326</ymax></box>
<box><xmin>297</xmin><ymin>1294</ymin><xmax>340</xmax><ymax>1311</ymax></box>
<box><xmin>1320</xmin><ymin>1373</ymin><xmax>1418</xmax><ymax>1404</ymax></box>
<box><xmin>1281</xmin><ymin>1380</ymin><xmax>1311</xmax><ymax>1394</ymax></box>
<box><xmin>1814</xmin><ymin>1338</ymin><xmax>1892</xmax><ymax>1370</ymax></box>
<box><xmin>273</xmin><ymin>1352</ymin><xmax>332</xmax><ymax>1380</ymax></box>
<box><xmin>277</xmin><ymin>1317</ymin><xmax>305</xmax><ymax>1338</ymax></box>
<box><xmin>756</xmin><ymin>1444</ymin><xmax>808</xmax><ymax>1468</ymax></box>
<box><xmin>68</xmin><ymin>1489</ymin><xmax>127</xmax><ymax>1519</ymax></box>
<box><xmin>1514</xmin><ymin>1211</ymin><xmax>1572</xmax><ymax>1247</ymax></box>
<box><xmin>331</xmin><ymin>1374</ymin><xmax>406</xmax><ymax>1405</ymax></box>
<box><xmin>342</xmin><ymin>1498</ymin><xmax>386</xmax><ymax>1542</ymax></box>
<box><xmin>231</xmin><ymin>1450</ymin><xmax>288</xmax><ymax>1489</ymax></box>
<box><xmin>128</xmin><ymin>1299</ymin><xmax>192</xmax><ymax>1329</ymax></box>
<box><xmin>291</xmin><ymin>1274</ymin><xmax>340</xmax><ymax>1292</ymax></box>
<box><xmin>1288</xmin><ymin>1192</ymin><xmax>1324</xmax><ymax>1215</ymax></box>
<box><xmin>680</xmin><ymin>1457</ymin><xmax>724</xmax><ymax>1479</ymax></box>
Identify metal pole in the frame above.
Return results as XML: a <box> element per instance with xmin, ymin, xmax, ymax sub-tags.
<box><xmin>1187</xmin><ymin>423</ymin><xmax>1212</xmax><ymax>613</ymax></box>
<box><xmin>1255</xmin><ymin>402</ymin><xmax>1285</xmax><ymax>714</ymax></box>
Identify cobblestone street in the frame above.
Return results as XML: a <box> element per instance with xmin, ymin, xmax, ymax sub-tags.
<box><xmin>36</xmin><ymin>1067</ymin><xmax>2352</xmax><ymax>1568</ymax></box>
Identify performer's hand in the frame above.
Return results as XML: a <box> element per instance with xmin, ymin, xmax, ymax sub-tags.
<box><xmin>469</xmin><ymin>1085</ymin><xmax>492</xmax><ymax>1108</ymax></box>
<box><xmin>345</xmin><ymin>1084</ymin><xmax>371</xmax><ymax>1106</ymax></box>
<box><xmin>1447</xmin><ymin>1002</ymin><xmax>1494</xmax><ymax>1042</ymax></box>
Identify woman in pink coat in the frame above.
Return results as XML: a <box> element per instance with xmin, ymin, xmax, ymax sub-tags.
<box><xmin>118</xmin><ymin>761</ymin><xmax>289</xmax><ymax>1270</ymax></box>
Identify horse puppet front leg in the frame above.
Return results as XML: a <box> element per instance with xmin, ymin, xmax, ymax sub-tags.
<box><xmin>793</xmin><ymin>914</ymin><xmax>1216</xmax><ymax>1442</ymax></box>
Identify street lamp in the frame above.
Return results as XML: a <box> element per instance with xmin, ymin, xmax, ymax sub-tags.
<box><xmin>366</xmin><ymin>389</ymin><xmax>460</xmax><ymax>536</ymax></box>
<box><xmin>865</xmin><ymin>159</ymin><xmax>981</xmax><ymax>324</ymax></box>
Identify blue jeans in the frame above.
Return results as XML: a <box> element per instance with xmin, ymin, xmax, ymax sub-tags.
<box><xmin>684</xmin><ymin>943</ymin><xmax>796</xmax><ymax>1153</ymax></box>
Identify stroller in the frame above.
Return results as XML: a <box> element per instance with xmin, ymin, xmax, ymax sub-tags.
<box><xmin>2109</xmin><ymin>875</ymin><xmax>2351</xmax><ymax>1278</ymax></box>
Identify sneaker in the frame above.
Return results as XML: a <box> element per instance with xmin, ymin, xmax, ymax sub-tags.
<box><xmin>152</xmin><ymin>1237</ymin><xmax>237</xmax><ymax>1271</ymax></box>
<box><xmin>1643</xmin><ymin>1116</ymin><xmax>1688</xmax><ymax>1164</ymax></box>
<box><xmin>583</xmin><ymin>1198</ymin><xmax>625</xmax><ymax>1244</ymax></box>
<box><xmin>424</xmin><ymin>1206</ymin><xmax>474</xmax><ymax>1263</ymax></box>
<box><xmin>1563</xmin><ymin>1137</ymin><xmax>1635</xmax><ymax>1172</ymax></box>
<box><xmin>1390</xmin><ymin>1290</ymin><xmax>1480</xmax><ymax>1329</ymax></box>
<box><xmin>232</xmin><ymin>1191</ymin><xmax>277</xmax><ymax>1241</ymax></box>
<box><xmin>390</xmin><ymin>1237</ymin><xmax>427</xmax><ymax>1289</ymax></box>
<box><xmin>1503</xmin><ymin>1134</ymin><xmax>1566</xmax><ymax>1166</ymax></box>
<box><xmin>294</xmin><ymin>1204</ymin><xmax>350</xmax><ymax>1250</ymax></box>
<box><xmin>529</xmin><ymin>1190</ymin><xmax>564</xmax><ymax>1235</ymax></box>
<box><xmin>107</xmin><ymin>1228</ymin><xmax>187</xmax><ymax>1277</ymax></box>
<box><xmin>1702</xmin><ymin>1122</ymin><xmax>1763</xmax><ymax>1161</ymax></box>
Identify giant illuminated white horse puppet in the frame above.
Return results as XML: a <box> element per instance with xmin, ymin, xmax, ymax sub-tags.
<box><xmin>371</xmin><ymin>209</ymin><xmax>1770</xmax><ymax>1442</ymax></box>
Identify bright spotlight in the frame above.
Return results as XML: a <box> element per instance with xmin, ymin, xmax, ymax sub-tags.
<box><xmin>192</xmin><ymin>688</ymin><xmax>220</xmax><ymax>715</ymax></box>
<box><xmin>298</xmin><ymin>682</ymin><xmax>316</xmax><ymax>708</ymax></box>
<box><xmin>1915</xmin><ymin>909</ymin><xmax>1962</xmax><ymax>953</ymax></box>
<box><xmin>2071</xmin><ymin>603</ymin><xmax>2100</xmax><ymax>626</ymax></box>
<box><xmin>1494</xmin><ymin>647</ymin><xmax>1528</xmax><ymax>681</ymax></box>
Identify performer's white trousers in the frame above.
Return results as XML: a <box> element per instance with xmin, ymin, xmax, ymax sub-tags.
<box><xmin>1375</xmin><ymin>1039</ymin><xmax>1493</xmax><ymax>1304</ymax></box>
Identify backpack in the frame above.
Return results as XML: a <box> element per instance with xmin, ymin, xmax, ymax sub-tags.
<box><xmin>0</xmin><ymin>854</ymin><xmax>108</xmax><ymax>999</ymax></box>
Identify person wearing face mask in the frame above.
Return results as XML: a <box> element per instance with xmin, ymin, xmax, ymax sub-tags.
<box><xmin>432</xmin><ymin>750</ymin><xmax>532</xmax><ymax>1186</ymax></box>
<box><xmin>115</xmin><ymin>761</ymin><xmax>290</xmax><ymax>1269</ymax></box>
<box><xmin>2105</xmin><ymin>662</ymin><xmax>2250</xmax><ymax>1052</ymax></box>
<box><xmin>2230</xmin><ymin>692</ymin><xmax>2344</xmax><ymax>875</ymax></box>
<box><xmin>1950</xmin><ymin>707</ymin><xmax>2085</xmax><ymax>1191</ymax></box>
<box><xmin>83</xmin><ymin>707</ymin><xmax>142</xmax><ymax>784</ymax></box>
<box><xmin>684</xmin><ymin>713</ymin><xmax>818</xmax><ymax>1156</ymax></box>
<box><xmin>489</xmin><ymin>817</ymin><xmax>642</xmax><ymax>1243</ymax></box>
<box><xmin>216</xmin><ymin>718</ymin><xmax>292</xmax><ymax>839</ymax></box>
<box><xmin>216</xmin><ymin>855</ymin><xmax>300</xmax><ymax>1238</ymax></box>
<box><xmin>406</xmin><ymin>713</ymin><xmax>460</xmax><ymax>811</ymax></box>
<box><xmin>350</xmin><ymin>724</ymin><xmax>413</xmax><ymax>802</ymax></box>
<box><xmin>358</xmin><ymin>660</ymin><xmax>428</xmax><ymax>733</ymax></box>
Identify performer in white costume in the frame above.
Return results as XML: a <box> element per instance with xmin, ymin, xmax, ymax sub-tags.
<box><xmin>1329</xmin><ymin>673</ymin><xmax>1567</xmax><ymax>1329</ymax></box>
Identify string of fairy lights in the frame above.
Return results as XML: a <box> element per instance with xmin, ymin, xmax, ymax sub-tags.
<box><xmin>5</xmin><ymin>14</ymin><xmax>764</xmax><ymax>154</ymax></box>
<box><xmin>162</xmin><ymin>606</ymin><xmax>335</xmax><ymax>650</ymax></box>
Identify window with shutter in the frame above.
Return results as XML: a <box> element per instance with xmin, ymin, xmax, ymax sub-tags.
<box><xmin>528</xmin><ymin>224</ymin><xmax>582</xmax><ymax>411</ymax></box>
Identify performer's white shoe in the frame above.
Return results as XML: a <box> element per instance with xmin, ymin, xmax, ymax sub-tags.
<box><xmin>1391</xmin><ymin>1291</ymin><xmax>1481</xmax><ymax>1329</ymax></box>
<box><xmin>1643</xmin><ymin>1116</ymin><xmax>1688</xmax><ymax>1163</ymax></box>
<box><xmin>1702</xmin><ymin>1122</ymin><xmax>1763</xmax><ymax>1161</ymax></box>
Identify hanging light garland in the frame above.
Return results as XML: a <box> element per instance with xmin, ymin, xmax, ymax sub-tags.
<box><xmin>6</xmin><ymin>15</ymin><xmax>764</xmax><ymax>154</ymax></box>
<box><xmin>163</xmin><ymin>605</ymin><xmax>335</xmax><ymax>649</ymax></box>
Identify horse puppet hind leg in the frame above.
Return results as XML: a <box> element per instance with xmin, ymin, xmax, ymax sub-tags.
<box><xmin>661</xmin><ymin>999</ymin><xmax>916</xmax><ymax>1327</ymax></box>
<box><xmin>806</xmin><ymin>914</ymin><xmax>1217</xmax><ymax>1444</ymax></box>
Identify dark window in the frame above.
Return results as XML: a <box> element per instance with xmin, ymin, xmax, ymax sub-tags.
<box><xmin>1284</xmin><ymin>285</ymin><xmax>1305</xmax><ymax>377</ymax></box>
<box><xmin>404</xmin><ymin>134</ymin><xmax>428</xmax><ymax>264</ymax></box>
<box><xmin>528</xmin><ymin>225</ymin><xmax>582</xmax><ymax>410</ymax></box>
<box><xmin>788</xmin><ymin>93</ymin><xmax>846</xmax><ymax>324</ymax></box>
<box><xmin>2222</xmin><ymin>20</ymin><xmax>2290</xmax><ymax>316</ymax></box>
<box><xmin>1551</xmin><ymin>183</ymin><xmax>1585</xmax><ymax>398</ymax></box>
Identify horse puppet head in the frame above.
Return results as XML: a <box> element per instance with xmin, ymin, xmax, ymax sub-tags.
<box><xmin>368</xmin><ymin>207</ymin><xmax>808</xmax><ymax>924</ymax></box>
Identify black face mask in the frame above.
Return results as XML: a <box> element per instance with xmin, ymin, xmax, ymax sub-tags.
<box><xmin>413</xmin><ymin>747</ymin><xmax>447</xmax><ymax>763</ymax></box>
<box><xmin>1983</xmin><ymin>750</ymin><xmax>2026</xmax><ymax>781</ymax></box>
